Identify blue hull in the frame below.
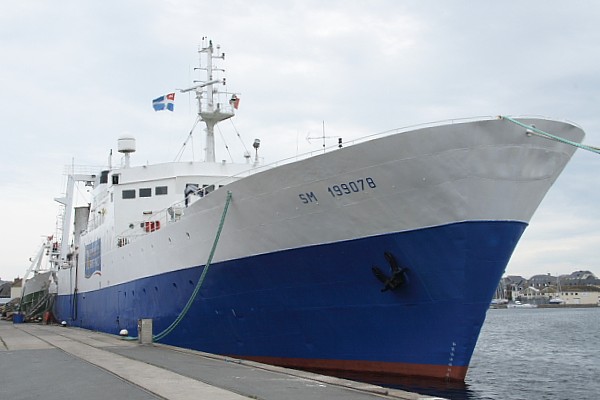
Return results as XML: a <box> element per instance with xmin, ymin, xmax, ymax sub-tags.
<box><xmin>55</xmin><ymin>220</ymin><xmax>525</xmax><ymax>380</ymax></box>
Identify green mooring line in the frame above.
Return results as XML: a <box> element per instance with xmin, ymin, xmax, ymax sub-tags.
<box><xmin>153</xmin><ymin>190</ymin><xmax>233</xmax><ymax>342</ymax></box>
<box><xmin>502</xmin><ymin>115</ymin><xmax>600</xmax><ymax>155</ymax></box>
<box><xmin>125</xmin><ymin>191</ymin><xmax>233</xmax><ymax>342</ymax></box>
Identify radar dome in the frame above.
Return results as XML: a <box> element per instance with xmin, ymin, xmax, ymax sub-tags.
<box><xmin>118</xmin><ymin>135</ymin><xmax>136</xmax><ymax>154</ymax></box>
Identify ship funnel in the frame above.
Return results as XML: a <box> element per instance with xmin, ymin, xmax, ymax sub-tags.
<box><xmin>118</xmin><ymin>135</ymin><xmax>136</xmax><ymax>168</ymax></box>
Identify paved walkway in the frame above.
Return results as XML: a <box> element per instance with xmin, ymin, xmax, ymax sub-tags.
<box><xmin>0</xmin><ymin>321</ymin><xmax>444</xmax><ymax>400</ymax></box>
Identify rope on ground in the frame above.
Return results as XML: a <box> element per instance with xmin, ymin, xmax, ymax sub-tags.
<box><xmin>501</xmin><ymin>115</ymin><xmax>600</xmax><ymax>155</ymax></box>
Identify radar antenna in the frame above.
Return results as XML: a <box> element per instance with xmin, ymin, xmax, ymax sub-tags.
<box><xmin>180</xmin><ymin>40</ymin><xmax>238</xmax><ymax>163</ymax></box>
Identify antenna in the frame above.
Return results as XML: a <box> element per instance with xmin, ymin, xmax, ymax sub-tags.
<box><xmin>178</xmin><ymin>40</ymin><xmax>237</xmax><ymax>163</ymax></box>
<box><xmin>306</xmin><ymin>121</ymin><xmax>342</xmax><ymax>153</ymax></box>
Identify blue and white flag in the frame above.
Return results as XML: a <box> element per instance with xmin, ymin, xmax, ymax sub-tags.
<box><xmin>152</xmin><ymin>92</ymin><xmax>175</xmax><ymax>111</ymax></box>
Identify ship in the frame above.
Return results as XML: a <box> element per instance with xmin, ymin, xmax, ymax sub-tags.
<box><xmin>18</xmin><ymin>236</ymin><xmax>58</xmax><ymax>319</ymax></box>
<box><xmin>52</xmin><ymin>39</ymin><xmax>585</xmax><ymax>382</ymax></box>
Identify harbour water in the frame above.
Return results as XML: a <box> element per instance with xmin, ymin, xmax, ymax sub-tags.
<box><xmin>390</xmin><ymin>307</ymin><xmax>600</xmax><ymax>400</ymax></box>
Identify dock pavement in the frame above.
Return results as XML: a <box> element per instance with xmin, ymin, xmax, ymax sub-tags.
<box><xmin>0</xmin><ymin>320</ymin><xmax>445</xmax><ymax>400</ymax></box>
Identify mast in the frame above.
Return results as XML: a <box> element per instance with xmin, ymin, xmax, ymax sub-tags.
<box><xmin>180</xmin><ymin>39</ymin><xmax>236</xmax><ymax>163</ymax></box>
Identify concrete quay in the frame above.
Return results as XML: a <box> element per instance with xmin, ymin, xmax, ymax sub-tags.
<box><xmin>0</xmin><ymin>321</ymin><xmax>444</xmax><ymax>400</ymax></box>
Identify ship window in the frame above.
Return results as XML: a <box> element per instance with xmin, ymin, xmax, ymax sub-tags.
<box><xmin>186</xmin><ymin>183</ymin><xmax>199</xmax><ymax>194</ymax></box>
<box><xmin>155</xmin><ymin>186</ymin><xmax>168</xmax><ymax>195</ymax></box>
<box><xmin>122</xmin><ymin>189</ymin><xmax>136</xmax><ymax>199</ymax></box>
<box><xmin>112</xmin><ymin>174</ymin><xmax>120</xmax><ymax>185</ymax></box>
<box><xmin>203</xmin><ymin>184</ymin><xmax>215</xmax><ymax>194</ymax></box>
<box><xmin>100</xmin><ymin>170</ymin><xmax>109</xmax><ymax>184</ymax></box>
<box><xmin>139</xmin><ymin>188</ymin><xmax>152</xmax><ymax>198</ymax></box>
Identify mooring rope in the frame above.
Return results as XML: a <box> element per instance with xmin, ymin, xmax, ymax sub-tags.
<box><xmin>501</xmin><ymin>115</ymin><xmax>600</xmax><ymax>155</ymax></box>
<box><xmin>153</xmin><ymin>190</ymin><xmax>233</xmax><ymax>342</ymax></box>
<box><xmin>125</xmin><ymin>191</ymin><xmax>233</xmax><ymax>342</ymax></box>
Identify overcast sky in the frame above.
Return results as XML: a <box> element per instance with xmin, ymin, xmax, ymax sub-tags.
<box><xmin>1</xmin><ymin>0</ymin><xmax>599</xmax><ymax>282</ymax></box>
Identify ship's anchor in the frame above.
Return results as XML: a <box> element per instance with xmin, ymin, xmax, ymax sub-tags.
<box><xmin>372</xmin><ymin>252</ymin><xmax>408</xmax><ymax>292</ymax></box>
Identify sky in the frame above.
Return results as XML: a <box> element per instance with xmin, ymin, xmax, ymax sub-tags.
<box><xmin>1</xmin><ymin>0</ymin><xmax>599</xmax><ymax>281</ymax></box>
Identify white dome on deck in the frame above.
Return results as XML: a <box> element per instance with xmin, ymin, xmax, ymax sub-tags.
<box><xmin>118</xmin><ymin>135</ymin><xmax>136</xmax><ymax>154</ymax></box>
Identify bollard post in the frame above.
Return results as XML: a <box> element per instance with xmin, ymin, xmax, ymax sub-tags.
<box><xmin>138</xmin><ymin>318</ymin><xmax>153</xmax><ymax>344</ymax></box>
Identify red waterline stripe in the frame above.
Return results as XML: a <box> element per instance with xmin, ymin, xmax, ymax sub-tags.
<box><xmin>231</xmin><ymin>355</ymin><xmax>468</xmax><ymax>382</ymax></box>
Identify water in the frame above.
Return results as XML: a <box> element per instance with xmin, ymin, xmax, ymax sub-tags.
<box><xmin>386</xmin><ymin>307</ymin><xmax>600</xmax><ymax>400</ymax></box>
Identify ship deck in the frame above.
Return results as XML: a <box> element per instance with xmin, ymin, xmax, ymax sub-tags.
<box><xmin>0</xmin><ymin>320</ymin><xmax>440</xmax><ymax>400</ymax></box>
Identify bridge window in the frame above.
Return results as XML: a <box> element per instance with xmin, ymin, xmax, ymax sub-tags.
<box><xmin>100</xmin><ymin>170</ymin><xmax>109</xmax><ymax>184</ymax></box>
<box><xmin>203</xmin><ymin>184</ymin><xmax>215</xmax><ymax>195</ymax></box>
